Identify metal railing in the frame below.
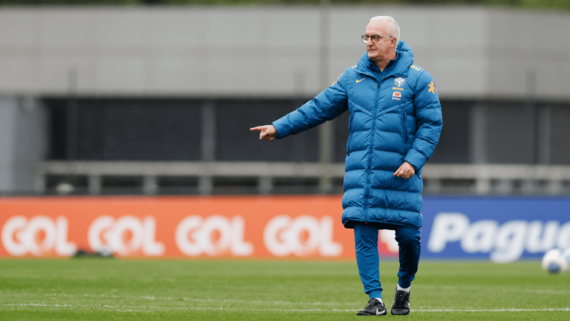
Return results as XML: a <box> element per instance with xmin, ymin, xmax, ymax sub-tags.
<box><xmin>36</xmin><ymin>161</ymin><xmax>570</xmax><ymax>196</ymax></box>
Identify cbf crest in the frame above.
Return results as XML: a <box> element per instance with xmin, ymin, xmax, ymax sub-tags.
<box><xmin>394</xmin><ymin>77</ymin><xmax>406</xmax><ymax>88</ymax></box>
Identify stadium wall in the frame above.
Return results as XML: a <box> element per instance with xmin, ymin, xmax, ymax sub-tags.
<box><xmin>1</xmin><ymin>6</ymin><xmax>569</xmax><ymax>195</ymax></box>
<box><xmin>0</xmin><ymin>6</ymin><xmax>569</xmax><ymax>100</ymax></box>
<box><xmin>1</xmin><ymin>196</ymin><xmax>568</xmax><ymax>262</ymax></box>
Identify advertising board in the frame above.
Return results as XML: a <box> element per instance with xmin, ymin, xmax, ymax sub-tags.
<box><xmin>0</xmin><ymin>196</ymin><xmax>354</xmax><ymax>259</ymax></box>
<box><xmin>1</xmin><ymin>196</ymin><xmax>568</xmax><ymax>262</ymax></box>
<box><xmin>421</xmin><ymin>197</ymin><xmax>570</xmax><ymax>262</ymax></box>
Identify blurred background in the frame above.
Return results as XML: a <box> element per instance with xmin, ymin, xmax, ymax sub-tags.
<box><xmin>1</xmin><ymin>0</ymin><xmax>569</xmax><ymax>197</ymax></box>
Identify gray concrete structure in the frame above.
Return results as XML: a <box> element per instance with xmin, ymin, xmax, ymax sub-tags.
<box><xmin>0</xmin><ymin>6</ymin><xmax>569</xmax><ymax>195</ymax></box>
<box><xmin>0</xmin><ymin>6</ymin><xmax>568</xmax><ymax>100</ymax></box>
<box><xmin>0</xmin><ymin>96</ymin><xmax>47</xmax><ymax>193</ymax></box>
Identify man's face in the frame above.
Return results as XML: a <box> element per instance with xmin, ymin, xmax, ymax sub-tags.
<box><xmin>365</xmin><ymin>21</ymin><xmax>398</xmax><ymax>62</ymax></box>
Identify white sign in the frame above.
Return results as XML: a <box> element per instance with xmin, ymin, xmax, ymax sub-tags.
<box><xmin>1</xmin><ymin>216</ymin><xmax>76</xmax><ymax>256</ymax></box>
<box><xmin>175</xmin><ymin>215</ymin><xmax>253</xmax><ymax>257</ymax></box>
<box><xmin>88</xmin><ymin>216</ymin><xmax>164</xmax><ymax>256</ymax></box>
<box><xmin>263</xmin><ymin>215</ymin><xmax>342</xmax><ymax>257</ymax></box>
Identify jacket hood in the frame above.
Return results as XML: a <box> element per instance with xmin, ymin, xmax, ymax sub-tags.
<box><xmin>356</xmin><ymin>40</ymin><xmax>415</xmax><ymax>79</ymax></box>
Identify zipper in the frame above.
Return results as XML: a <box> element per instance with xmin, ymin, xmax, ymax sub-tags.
<box><xmin>402</xmin><ymin>105</ymin><xmax>408</xmax><ymax>145</ymax></box>
<box><xmin>347</xmin><ymin>112</ymin><xmax>354</xmax><ymax>156</ymax></box>
<box><xmin>363</xmin><ymin>82</ymin><xmax>381</xmax><ymax>223</ymax></box>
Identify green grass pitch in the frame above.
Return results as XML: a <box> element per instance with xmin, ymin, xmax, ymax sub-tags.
<box><xmin>0</xmin><ymin>259</ymin><xmax>569</xmax><ymax>320</ymax></box>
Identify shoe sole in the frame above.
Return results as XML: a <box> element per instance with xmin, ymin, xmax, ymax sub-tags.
<box><xmin>356</xmin><ymin>313</ymin><xmax>387</xmax><ymax>316</ymax></box>
<box><xmin>356</xmin><ymin>311</ymin><xmax>387</xmax><ymax>316</ymax></box>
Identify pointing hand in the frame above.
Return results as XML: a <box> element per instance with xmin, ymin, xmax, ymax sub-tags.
<box><xmin>250</xmin><ymin>125</ymin><xmax>278</xmax><ymax>141</ymax></box>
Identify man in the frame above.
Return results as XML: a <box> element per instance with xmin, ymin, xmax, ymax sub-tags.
<box><xmin>250</xmin><ymin>16</ymin><xmax>442</xmax><ymax>316</ymax></box>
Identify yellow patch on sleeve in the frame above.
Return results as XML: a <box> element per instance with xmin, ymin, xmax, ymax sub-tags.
<box><xmin>428</xmin><ymin>81</ymin><xmax>437</xmax><ymax>94</ymax></box>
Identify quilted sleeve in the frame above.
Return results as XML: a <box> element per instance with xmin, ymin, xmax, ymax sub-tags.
<box><xmin>272</xmin><ymin>70</ymin><xmax>349</xmax><ymax>139</ymax></box>
<box><xmin>403</xmin><ymin>70</ymin><xmax>443</xmax><ymax>171</ymax></box>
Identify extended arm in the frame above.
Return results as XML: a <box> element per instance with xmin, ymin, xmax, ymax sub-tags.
<box><xmin>250</xmin><ymin>70</ymin><xmax>349</xmax><ymax>140</ymax></box>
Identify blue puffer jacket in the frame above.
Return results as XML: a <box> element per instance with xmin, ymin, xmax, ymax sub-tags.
<box><xmin>273</xmin><ymin>41</ymin><xmax>443</xmax><ymax>229</ymax></box>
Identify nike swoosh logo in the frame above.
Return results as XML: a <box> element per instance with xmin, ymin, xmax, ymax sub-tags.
<box><xmin>376</xmin><ymin>308</ymin><xmax>383</xmax><ymax>315</ymax></box>
<box><xmin>356</xmin><ymin>78</ymin><xmax>366</xmax><ymax>83</ymax></box>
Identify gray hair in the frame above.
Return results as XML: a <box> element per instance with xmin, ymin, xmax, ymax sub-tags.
<box><xmin>369</xmin><ymin>16</ymin><xmax>400</xmax><ymax>41</ymax></box>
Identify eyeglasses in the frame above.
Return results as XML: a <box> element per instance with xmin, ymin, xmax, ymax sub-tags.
<box><xmin>362</xmin><ymin>35</ymin><xmax>393</xmax><ymax>44</ymax></box>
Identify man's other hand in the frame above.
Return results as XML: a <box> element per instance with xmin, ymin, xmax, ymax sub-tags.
<box><xmin>393</xmin><ymin>162</ymin><xmax>415</xmax><ymax>179</ymax></box>
<box><xmin>250</xmin><ymin>125</ymin><xmax>278</xmax><ymax>141</ymax></box>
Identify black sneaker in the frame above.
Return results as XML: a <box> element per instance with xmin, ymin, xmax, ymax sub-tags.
<box><xmin>356</xmin><ymin>298</ymin><xmax>387</xmax><ymax>316</ymax></box>
<box><xmin>391</xmin><ymin>288</ymin><xmax>410</xmax><ymax>315</ymax></box>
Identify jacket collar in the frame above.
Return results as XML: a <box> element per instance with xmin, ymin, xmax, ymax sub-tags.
<box><xmin>355</xmin><ymin>40</ymin><xmax>415</xmax><ymax>81</ymax></box>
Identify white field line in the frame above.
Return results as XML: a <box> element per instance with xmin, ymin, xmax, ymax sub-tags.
<box><xmin>3</xmin><ymin>293</ymin><xmax>357</xmax><ymax>307</ymax></box>
<box><xmin>38</xmin><ymin>288</ymin><xmax>570</xmax><ymax>303</ymax></box>
<box><xmin>416</xmin><ymin>308</ymin><xmax>570</xmax><ymax>312</ymax></box>
<box><xmin>415</xmin><ymin>285</ymin><xmax>570</xmax><ymax>295</ymax></box>
<box><xmin>2</xmin><ymin>303</ymin><xmax>570</xmax><ymax>313</ymax></box>
<box><xmin>4</xmin><ymin>291</ymin><xmax>570</xmax><ymax>309</ymax></box>
<box><xmin>4</xmin><ymin>289</ymin><xmax>570</xmax><ymax>309</ymax></box>
<box><xmin>525</xmin><ymin>290</ymin><xmax>570</xmax><ymax>295</ymax></box>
